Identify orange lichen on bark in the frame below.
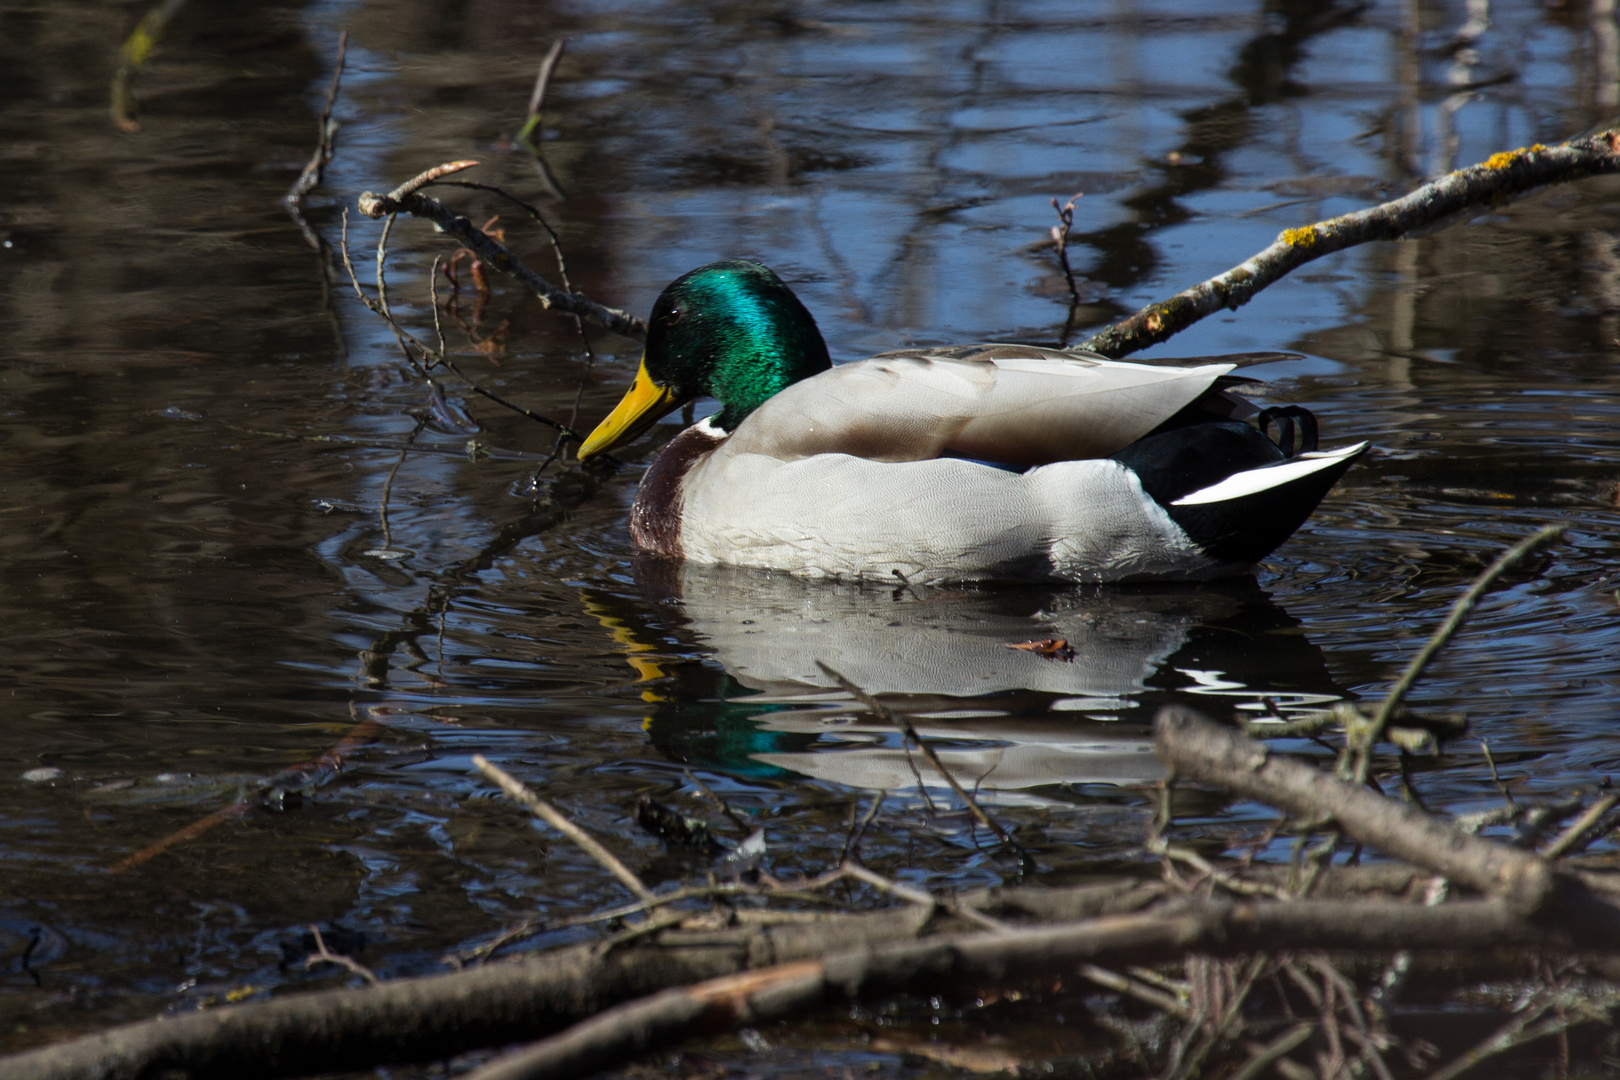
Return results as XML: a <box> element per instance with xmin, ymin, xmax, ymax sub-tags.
<box><xmin>1483</xmin><ymin>143</ymin><xmax>1548</xmax><ymax>170</ymax></box>
<box><xmin>1282</xmin><ymin>225</ymin><xmax>1318</xmax><ymax>248</ymax></box>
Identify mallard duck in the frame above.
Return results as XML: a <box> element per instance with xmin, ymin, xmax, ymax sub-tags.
<box><xmin>578</xmin><ymin>260</ymin><xmax>1367</xmax><ymax>583</ymax></box>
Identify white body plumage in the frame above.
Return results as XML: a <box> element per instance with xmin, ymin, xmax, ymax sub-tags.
<box><xmin>627</xmin><ymin>347</ymin><xmax>1366</xmax><ymax>584</ymax></box>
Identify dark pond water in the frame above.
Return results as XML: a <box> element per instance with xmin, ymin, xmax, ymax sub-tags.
<box><xmin>4</xmin><ymin>0</ymin><xmax>1620</xmax><ymax>1069</ymax></box>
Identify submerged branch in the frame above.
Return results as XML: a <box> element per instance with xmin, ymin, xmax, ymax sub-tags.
<box><xmin>107</xmin><ymin>709</ymin><xmax>383</xmax><ymax>874</ymax></box>
<box><xmin>1080</xmin><ymin>130</ymin><xmax>1620</xmax><ymax>356</ymax></box>
<box><xmin>110</xmin><ymin>0</ymin><xmax>189</xmax><ymax>133</ymax></box>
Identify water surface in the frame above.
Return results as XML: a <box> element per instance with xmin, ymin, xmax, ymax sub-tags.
<box><xmin>3</xmin><ymin>0</ymin><xmax>1620</xmax><ymax>1067</ymax></box>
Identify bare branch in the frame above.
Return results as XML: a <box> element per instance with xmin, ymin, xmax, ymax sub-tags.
<box><xmin>1154</xmin><ymin>707</ymin><xmax>1555</xmax><ymax>915</ymax></box>
<box><xmin>472</xmin><ymin>754</ymin><xmax>655</xmax><ymax>904</ymax></box>
<box><xmin>357</xmin><ymin>167</ymin><xmax>647</xmax><ymax>341</ymax></box>
<box><xmin>1080</xmin><ymin>131</ymin><xmax>1620</xmax><ymax>357</ymax></box>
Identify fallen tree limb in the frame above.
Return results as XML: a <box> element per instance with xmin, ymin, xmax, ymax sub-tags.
<box><xmin>0</xmin><ymin>906</ymin><xmax>933</xmax><ymax>1080</ymax></box>
<box><xmin>16</xmin><ymin>870</ymin><xmax>1620</xmax><ymax>1080</ymax></box>
<box><xmin>1154</xmin><ymin>707</ymin><xmax>1556</xmax><ymax>914</ymax></box>
<box><xmin>440</xmin><ymin>897</ymin><xmax>1612</xmax><ymax>1080</ymax></box>
<box><xmin>357</xmin><ymin>168</ymin><xmax>646</xmax><ymax>342</ymax></box>
<box><xmin>1079</xmin><ymin>129</ymin><xmax>1620</xmax><ymax>357</ymax></box>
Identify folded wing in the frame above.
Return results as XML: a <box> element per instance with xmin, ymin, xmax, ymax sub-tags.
<box><xmin>723</xmin><ymin>345</ymin><xmax>1265</xmax><ymax>466</ymax></box>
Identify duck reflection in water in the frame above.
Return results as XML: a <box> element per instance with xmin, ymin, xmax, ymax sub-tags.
<box><xmin>607</xmin><ymin>561</ymin><xmax>1347</xmax><ymax>804</ymax></box>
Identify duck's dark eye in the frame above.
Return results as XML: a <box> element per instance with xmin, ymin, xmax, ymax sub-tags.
<box><xmin>660</xmin><ymin>306</ymin><xmax>684</xmax><ymax>326</ymax></box>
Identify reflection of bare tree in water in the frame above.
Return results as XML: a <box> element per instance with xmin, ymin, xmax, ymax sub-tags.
<box><xmin>1070</xmin><ymin>2</ymin><xmax>1368</xmax><ymax>307</ymax></box>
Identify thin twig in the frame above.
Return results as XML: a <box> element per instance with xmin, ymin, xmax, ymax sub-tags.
<box><xmin>286</xmin><ymin>31</ymin><xmax>348</xmax><ymax>205</ymax></box>
<box><xmin>816</xmin><ymin>661</ymin><xmax>1034</xmax><ymax>875</ymax></box>
<box><xmin>436</xmin><ymin>178</ymin><xmax>600</xmax><ymax>372</ymax></box>
<box><xmin>841</xmin><ymin>792</ymin><xmax>884</xmax><ymax>865</ymax></box>
<box><xmin>1478</xmin><ymin>739</ymin><xmax>1515</xmax><ymax>808</ymax></box>
<box><xmin>428</xmin><ymin>255</ymin><xmax>448</xmax><ymax>360</ymax></box>
<box><xmin>391</xmin><ymin>160</ymin><xmax>482</xmax><ymax>201</ymax></box>
<box><xmin>1049</xmin><ymin>190</ymin><xmax>1084</xmax><ymax>344</ymax></box>
<box><xmin>1420</xmin><ymin>986</ymin><xmax>1568</xmax><ymax>1080</ymax></box>
<box><xmin>1078</xmin><ymin>962</ymin><xmax>1190</xmax><ymax>1018</ymax></box>
<box><xmin>518</xmin><ymin>39</ymin><xmax>566</xmax><ymax>147</ymax></box>
<box><xmin>472</xmin><ymin>754</ymin><xmax>655</xmax><ymax>904</ymax></box>
<box><xmin>1148</xmin><ymin>837</ymin><xmax>1293</xmax><ymax>900</ymax></box>
<box><xmin>1542</xmin><ymin>794</ymin><xmax>1620</xmax><ymax>860</ymax></box>
<box><xmin>837</xmin><ymin>861</ymin><xmax>1009</xmax><ymax>933</ymax></box>
<box><xmin>338</xmin><ymin>210</ymin><xmax>584</xmax><ymax>439</ymax></box>
<box><xmin>357</xmin><ymin>168</ymin><xmax>646</xmax><ymax>341</ymax></box>
<box><xmin>1349</xmin><ymin>524</ymin><xmax>1566</xmax><ymax>784</ymax></box>
<box><xmin>305</xmin><ymin>925</ymin><xmax>380</xmax><ymax>987</ymax></box>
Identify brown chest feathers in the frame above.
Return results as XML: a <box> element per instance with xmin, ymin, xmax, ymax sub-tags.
<box><xmin>628</xmin><ymin>424</ymin><xmax>724</xmax><ymax>557</ymax></box>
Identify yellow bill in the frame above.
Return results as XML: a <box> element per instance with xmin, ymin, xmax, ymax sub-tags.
<box><xmin>577</xmin><ymin>356</ymin><xmax>682</xmax><ymax>459</ymax></box>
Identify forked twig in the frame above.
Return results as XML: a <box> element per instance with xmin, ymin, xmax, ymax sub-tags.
<box><xmin>357</xmin><ymin>164</ymin><xmax>646</xmax><ymax>341</ymax></box>
<box><xmin>337</xmin><ymin>209</ymin><xmax>586</xmax><ymax>440</ymax></box>
<box><xmin>304</xmin><ymin>925</ymin><xmax>380</xmax><ymax>987</ymax></box>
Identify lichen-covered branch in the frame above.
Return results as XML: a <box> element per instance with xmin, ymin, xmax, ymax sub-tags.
<box><xmin>1080</xmin><ymin>130</ymin><xmax>1620</xmax><ymax>357</ymax></box>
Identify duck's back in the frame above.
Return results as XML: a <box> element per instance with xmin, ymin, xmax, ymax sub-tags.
<box><xmin>720</xmin><ymin>346</ymin><xmax>1239</xmax><ymax>468</ymax></box>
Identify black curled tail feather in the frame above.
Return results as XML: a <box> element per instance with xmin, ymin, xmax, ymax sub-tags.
<box><xmin>1257</xmin><ymin>405</ymin><xmax>1319</xmax><ymax>456</ymax></box>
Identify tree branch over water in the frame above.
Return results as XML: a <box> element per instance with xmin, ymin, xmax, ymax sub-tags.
<box><xmin>1079</xmin><ymin>130</ymin><xmax>1620</xmax><ymax>357</ymax></box>
<box><xmin>357</xmin><ymin>165</ymin><xmax>647</xmax><ymax>343</ymax></box>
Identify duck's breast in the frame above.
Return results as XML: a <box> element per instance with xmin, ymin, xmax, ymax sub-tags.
<box><xmin>628</xmin><ymin>424</ymin><xmax>725</xmax><ymax>557</ymax></box>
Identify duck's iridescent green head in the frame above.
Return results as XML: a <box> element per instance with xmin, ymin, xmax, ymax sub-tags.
<box><xmin>578</xmin><ymin>260</ymin><xmax>830</xmax><ymax>459</ymax></box>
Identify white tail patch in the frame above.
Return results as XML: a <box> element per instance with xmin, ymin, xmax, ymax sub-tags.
<box><xmin>1171</xmin><ymin>442</ymin><xmax>1369</xmax><ymax>506</ymax></box>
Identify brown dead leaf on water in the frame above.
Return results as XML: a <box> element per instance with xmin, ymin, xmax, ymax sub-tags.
<box><xmin>1005</xmin><ymin>638</ymin><xmax>1075</xmax><ymax>661</ymax></box>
